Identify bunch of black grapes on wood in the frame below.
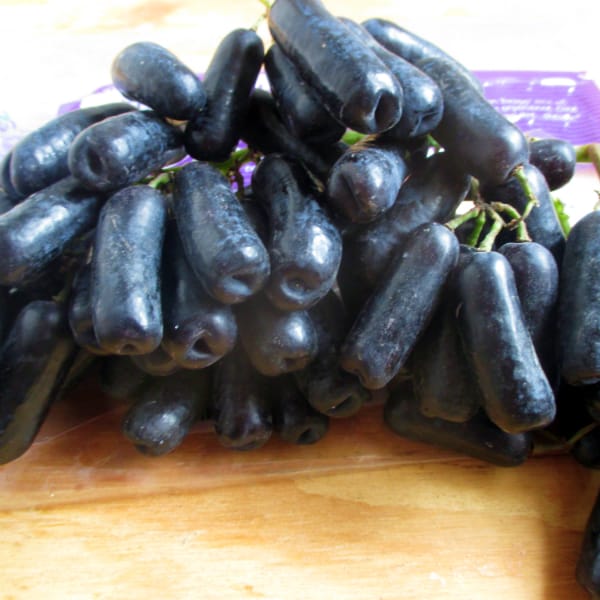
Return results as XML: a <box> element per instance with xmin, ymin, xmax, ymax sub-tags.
<box><xmin>1</xmin><ymin>0</ymin><xmax>600</xmax><ymax>593</ymax></box>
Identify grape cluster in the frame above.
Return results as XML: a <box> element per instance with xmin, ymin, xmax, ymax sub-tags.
<box><xmin>1</xmin><ymin>0</ymin><xmax>600</xmax><ymax>592</ymax></box>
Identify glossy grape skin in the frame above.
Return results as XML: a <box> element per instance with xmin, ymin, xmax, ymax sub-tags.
<box><xmin>122</xmin><ymin>369</ymin><xmax>211</xmax><ymax>457</ymax></box>
<box><xmin>211</xmin><ymin>345</ymin><xmax>273</xmax><ymax>451</ymax></box>
<box><xmin>236</xmin><ymin>293</ymin><xmax>318</xmax><ymax>377</ymax></box>
<box><xmin>92</xmin><ymin>185</ymin><xmax>167</xmax><ymax>355</ymax></box>
<box><xmin>271</xmin><ymin>374</ymin><xmax>329</xmax><ymax>444</ymax></box>
<box><xmin>362</xmin><ymin>18</ymin><xmax>483</xmax><ymax>92</ymax></box>
<box><xmin>498</xmin><ymin>241</ymin><xmax>559</xmax><ymax>388</ymax></box>
<box><xmin>264</xmin><ymin>43</ymin><xmax>346</xmax><ymax>145</ymax></box>
<box><xmin>341</xmin><ymin>18</ymin><xmax>444</xmax><ymax>140</ymax></box>
<box><xmin>558</xmin><ymin>210</ymin><xmax>600</xmax><ymax>386</ymax></box>
<box><xmin>241</xmin><ymin>89</ymin><xmax>346</xmax><ymax>183</ymax></box>
<box><xmin>456</xmin><ymin>250</ymin><xmax>556</xmax><ymax>433</ymax></box>
<box><xmin>0</xmin><ymin>300</ymin><xmax>76</xmax><ymax>465</ymax></box>
<box><xmin>481</xmin><ymin>163</ymin><xmax>566</xmax><ymax>264</ymax></box>
<box><xmin>68</xmin><ymin>110</ymin><xmax>184</xmax><ymax>192</ymax></box>
<box><xmin>294</xmin><ymin>291</ymin><xmax>369</xmax><ymax>418</ymax></box>
<box><xmin>0</xmin><ymin>177</ymin><xmax>104</xmax><ymax>287</ymax></box>
<box><xmin>414</xmin><ymin>55</ymin><xmax>528</xmax><ymax>185</ymax></box>
<box><xmin>410</xmin><ymin>246</ymin><xmax>482</xmax><ymax>423</ymax></box>
<box><xmin>340</xmin><ymin>222</ymin><xmax>459</xmax><ymax>390</ymax></box>
<box><xmin>8</xmin><ymin>103</ymin><xmax>133</xmax><ymax>197</ymax></box>
<box><xmin>325</xmin><ymin>136</ymin><xmax>409</xmax><ymax>223</ymax></box>
<box><xmin>161</xmin><ymin>220</ymin><xmax>237</xmax><ymax>369</ymax></box>
<box><xmin>528</xmin><ymin>137</ymin><xmax>576</xmax><ymax>191</ymax></box>
<box><xmin>576</xmin><ymin>490</ymin><xmax>600</xmax><ymax>596</ymax></box>
<box><xmin>251</xmin><ymin>154</ymin><xmax>342</xmax><ymax>311</ymax></box>
<box><xmin>111</xmin><ymin>41</ymin><xmax>206</xmax><ymax>121</ymax></box>
<box><xmin>185</xmin><ymin>29</ymin><xmax>263</xmax><ymax>162</ymax></box>
<box><xmin>337</xmin><ymin>151</ymin><xmax>470</xmax><ymax>315</ymax></box>
<box><xmin>172</xmin><ymin>161</ymin><xmax>270</xmax><ymax>305</ymax></box>
<box><xmin>68</xmin><ymin>259</ymin><xmax>109</xmax><ymax>356</ymax></box>
<box><xmin>384</xmin><ymin>381</ymin><xmax>532</xmax><ymax>467</ymax></box>
<box><xmin>268</xmin><ymin>0</ymin><xmax>403</xmax><ymax>134</ymax></box>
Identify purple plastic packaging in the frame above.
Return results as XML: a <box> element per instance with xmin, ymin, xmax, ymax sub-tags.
<box><xmin>473</xmin><ymin>70</ymin><xmax>600</xmax><ymax>144</ymax></box>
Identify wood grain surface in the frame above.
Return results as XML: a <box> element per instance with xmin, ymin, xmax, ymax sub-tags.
<box><xmin>1</xmin><ymin>2</ymin><xmax>599</xmax><ymax>599</ymax></box>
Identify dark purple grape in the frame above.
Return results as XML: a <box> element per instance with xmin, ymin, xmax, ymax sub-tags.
<box><xmin>340</xmin><ymin>221</ymin><xmax>459</xmax><ymax>390</ymax></box>
<box><xmin>185</xmin><ymin>29</ymin><xmax>263</xmax><ymax>161</ymax></box>
<box><xmin>92</xmin><ymin>185</ymin><xmax>167</xmax><ymax>355</ymax></box>
<box><xmin>111</xmin><ymin>42</ymin><xmax>206</xmax><ymax>120</ymax></box>
<box><xmin>268</xmin><ymin>0</ymin><xmax>403</xmax><ymax>134</ymax></box>
<box><xmin>172</xmin><ymin>161</ymin><xmax>270</xmax><ymax>305</ymax></box>
<box><xmin>528</xmin><ymin>137</ymin><xmax>576</xmax><ymax>190</ymax></box>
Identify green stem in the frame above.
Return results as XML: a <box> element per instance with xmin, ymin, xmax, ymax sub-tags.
<box><xmin>257</xmin><ymin>0</ymin><xmax>273</xmax><ymax>10</ymax></box>
<box><xmin>512</xmin><ymin>164</ymin><xmax>539</xmax><ymax>210</ymax></box>
<box><xmin>576</xmin><ymin>143</ymin><xmax>600</xmax><ymax>182</ymax></box>
<box><xmin>444</xmin><ymin>206</ymin><xmax>481</xmax><ymax>231</ymax></box>
<box><xmin>341</xmin><ymin>130</ymin><xmax>366</xmax><ymax>146</ymax></box>
<box><xmin>148</xmin><ymin>171</ymin><xmax>173</xmax><ymax>189</ymax></box>
<box><xmin>466</xmin><ymin>208</ymin><xmax>487</xmax><ymax>247</ymax></box>
<box><xmin>477</xmin><ymin>206</ymin><xmax>506</xmax><ymax>251</ymax></box>
<box><xmin>490</xmin><ymin>201</ymin><xmax>531</xmax><ymax>242</ymax></box>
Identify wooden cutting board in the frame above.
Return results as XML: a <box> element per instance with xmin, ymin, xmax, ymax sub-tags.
<box><xmin>1</xmin><ymin>1</ymin><xmax>599</xmax><ymax>598</ymax></box>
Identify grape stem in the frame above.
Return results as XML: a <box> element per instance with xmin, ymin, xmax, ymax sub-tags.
<box><xmin>477</xmin><ymin>205</ymin><xmax>505</xmax><ymax>252</ymax></box>
<box><xmin>490</xmin><ymin>201</ymin><xmax>531</xmax><ymax>242</ymax></box>
<box><xmin>444</xmin><ymin>206</ymin><xmax>481</xmax><ymax>232</ymax></box>
<box><xmin>575</xmin><ymin>142</ymin><xmax>600</xmax><ymax>181</ymax></box>
<box><xmin>466</xmin><ymin>208</ymin><xmax>487</xmax><ymax>247</ymax></box>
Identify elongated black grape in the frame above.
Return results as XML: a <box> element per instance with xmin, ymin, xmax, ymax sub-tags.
<box><xmin>325</xmin><ymin>135</ymin><xmax>409</xmax><ymax>223</ymax></box>
<box><xmin>271</xmin><ymin>374</ymin><xmax>329</xmax><ymax>444</ymax></box>
<box><xmin>558</xmin><ymin>210</ymin><xmax>600</xmax><ymax>385</ymax></box>
<box><xmin>498</xmin><ymin>241</ymin><xmax>559</xmax><ymax>387</ymax></box>
<box><xmin>111</xmin><ymin>42</ymin><xmax>206</xmax><ymax>120</ymax></box>
<box><xmin>68</xmin><ymin>110</ymin><xmax>184</xmax><ymax>191</ymax></box>
<box><xmin>172</xmin><ymin>161</ymin><xmax>270</xmax><ymax>304</ymax></box>
<box><xmin>92</xmin><ymin>185</ymin><xmax>167</xmax><ymax>355</ymax></box>
<box><xmin>211</xmin><ymin>345</ymin><xmax>272</xmax><ymax>451</ymax></box>
<box><xmin>131</xmin><ymin>346</ymin><xmax>181</xmax><ymax>377</ymax></box>
<box><xmin>161</xmin><ymin>220</ymin><xmax>237</xmax><ymax>369</ymax></box>
<box><xmin>384</xmin><ymin>381</ymin><xmax>532</xmax><ymax>467</ymax></box>
<box><xmin>481</xmin><ymin>163</ymin><xmax>566</xmax><ymax>264</ymax></box>
<box><xmin>251</xmin><ymin>154</ymin><xmax>342</xmax><ymax>311</ymax></box>
<box><xmin>576</xmin><ymin>489</ymin><xmax>600</xmax><ymax>596</ymax></box>
<box><xmin>340</xmin><ymin>18</ymin><xmax>444</xmax><ymax>140</ymax></box>
<box><xmin>361</xmin><ymin>18</ymin><xmax>483</xmax><ymax>92</ymax></box>
<box><xmin>0</xmin><ymin>300</ymin><xmax>76</xmax><ymax>464</ymax></box>
<box><xmin>68</xmin><ymin>257</ymin><xmax>109</xmax><ymax>355</ymax></box>
<box><xmin>410</xmin><ymin>246</ymin><xmax>482</xmax><ymax>423</ymax></box>
<box><xmin>415</xmin><ymin>55</ymin><xmax>528</xmax><ymax>184</ymax></box>
<box><xmin>264</xmin><ymin>42</ymin><xmax>346</xmax><ymax>144</ymax></box>
<box><xmin>122</xmin><ymin>368</ymin><xmax>211</xmax><ymax>456</ymax></box>
<box><xmin>456</xmin><ymin>250</ymin><xmax>556</xmax><ymax>433</ymax></box>
<box><xmin>240</xmin><ymin>89</ymin><xmax>345</xmax><ymax>183</ymax></box>
<box><xmin>236</xmin><ymin>293</ymin><xmax>318</xmax><ymax>376</ymax></box>
<box><xmin>268</xmin><ymin>0</ymin><xmax>403</xmax><ymax>134</ymax></box>
<box><xmin>0</xmin><ymin>177</ymin><xmax>104</xmax><ymax>287</ymax></box>
<box><xmin>340</xmin><ymin>222</ymin><xmax>459</xmax><ymax>390</ymax></box>
<box><xmin>528</xmin><ymin>137</ymin><xmax>576</xmax><ymax>190</ymax></box>
<box><xmin>185</xmin><ymin>29</ymin><xmax>263</xmax><ymax>162</ymax></box>
<box><xmin>295</xmin><ymin>292</ymin><xmax>369</xmax><ymax>418</ymax></box>
<box><xmin>8</xmin><ymin>103</ymin><xmax>133</xmax><ymax>197</ymax></box>
<box><xmin>337</xmin><ymin>151</ymin><xmax>470</xmax><ymax>315</ymax></box>
<box><xmin>99</xmin><ymin>355</ymin><xmax>149</xmax><ymax>401</ymax></box>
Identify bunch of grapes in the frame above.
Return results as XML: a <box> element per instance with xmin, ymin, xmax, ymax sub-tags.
<box><xmin>1</xmin><ymin>0</ymin><xmax>600</xmax><ymax>593</ymax></box>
